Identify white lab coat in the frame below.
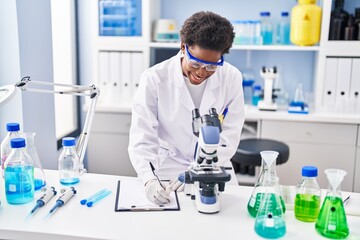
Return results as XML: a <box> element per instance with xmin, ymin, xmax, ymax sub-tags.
<box><xmin>128</xmin><ymin>52</ymin><xmax>245</xmax><ymax>185</ymax></box>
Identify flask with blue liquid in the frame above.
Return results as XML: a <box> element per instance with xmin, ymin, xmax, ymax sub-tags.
<box><xmin>59</xmin><ymin>137</ymin><xmax>80</xmax><ymax>185</ymax></box>
<box><xmin>4</xmin><ymin>138</ymin><xmax>35</xmax><ymax>204</ymax></box>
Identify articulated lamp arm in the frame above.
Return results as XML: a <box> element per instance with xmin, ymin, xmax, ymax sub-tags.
<box><xmin>15</xmin><ymin>76</ymin><xmax>99</xmax><ymax>173</ymax></box>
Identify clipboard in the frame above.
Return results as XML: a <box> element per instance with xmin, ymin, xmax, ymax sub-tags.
<box><xmin>114</xmin><ymin>179</ymin><xmax>180</xmax><ymax>212</ymax></box>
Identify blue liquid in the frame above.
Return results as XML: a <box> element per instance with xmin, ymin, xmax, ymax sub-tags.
<box><xmin>262</xmin><ymin>31</ymin><xmax>273</xmax><ymax>45</ymax></box>
<box><xmin>60</xmin><ymin>177</ymin><xmax>80</xmax><ymax>185</ymax></box>
<box><xmin>254</xmin><ymin>215</ymin><xmax>286</xmax><ymax>239</ymax></box>
<box><xmin>34</xmin><ymin>178</ymin><xmax>46</xmax><ymax>191</ymax></box>
<box><xmin>278</xmin><ymin>23</ymin><xmax>290</xmax><ymax>45</ymax></box>
<box><xmin>5</xmin><ymin>166</ymin><xmax>34</xmax><ymax>204</ymax></box>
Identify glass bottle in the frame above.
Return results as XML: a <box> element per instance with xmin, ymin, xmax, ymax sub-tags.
<box><xmin>252</xmin><ymin>85</ymin><xmax>262</xmax><ymax>106</ymax></box>
<box><xmin>59</xmin><ymin>137</ymin><xmax>80</xmax><ymax>185</ymax></box>
<box><xmin>294</xmin><ymin>166</ymin><xmax>321</xmax><ymax>222</ymax></box>
<box><xmin>4</xmin><ymin>138</ymin><xmax>34</xmax><ymax>204</ymax></box>
<box><xmin>22</xmin><ymin>132</ymin><xmax>46</xmax><ymax>190</ymax></box>
<box><xmin>247</xmin><ymin>151</ymin><xmax>286</xmax><ymax>217</ymax></box>
<box><xmin>1</xmin><ymin>123</ymin><xmax>21</xmax><ymax>177</ymax></box>
<box><xmin>260</xmin><ymin>11</ymin><xmax>273</xmax><ymax>45</ymax></box>
<box><xmin>254</xmin><ymin>176</ymin><xmax>286</xmax><ymax>239</ymax></box>
<box><xmin>329</xmin><ymin>0</ymin><xmax>349</xmax><ymax>40</ymax></box>
<box><xmin>315</xmin><ymin>169</ymin><xmax>349</xmax><ymax>239</ymax></box>
<box><xmin>276</xmin><ymin>12</ymin><xmax>290</xmax><ymax>45</ymax></box>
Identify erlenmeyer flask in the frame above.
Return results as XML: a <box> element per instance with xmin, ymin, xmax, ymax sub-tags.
<box><xmin>22</xmin><ymin>132</ymin><xmax>46</xmax><ymax>190</ymax></box>
<box><xmin>315</xmin><ymin>169</ymin><xmax>349</xmax><ymax>239</ymax></box>
<box><xmin>254</xmin><ymin>176</ymin><xmax>286</xmax><ymax>239</ymax></box>
<box><xmin>247</xmin><ymin>151</ymin><xmax>286</xmax><ymax>217</ymax></box>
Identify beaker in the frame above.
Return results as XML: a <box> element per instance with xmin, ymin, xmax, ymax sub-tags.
<box><xmin>22</xmin><ymin>132</ymin><xmax>46</xmax><ymax>190</ymax></box>
<box><xmin>247</xmin><ymin>151</ymin><xmax>286</xmax><ymax>217</ymax></box>
<box><xmin>254</xmin><ymin>176</ymin><xmax>286</xmax><ymax>239</ymax></box>
<box><xmin>315</xmin><ymin>169</ymin><xmax>349</xmax><ymax>239</ymax></box>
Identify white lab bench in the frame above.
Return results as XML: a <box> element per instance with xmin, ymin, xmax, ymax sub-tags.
<box><xmin>87</xmin><ymin>105</ymin><xmax>360</xmax><ymax>192</ymax></box>
<box><xmin>0</xmin><ymin>169</ymin><xmax>359</xmax><ymax>240</ymax></box>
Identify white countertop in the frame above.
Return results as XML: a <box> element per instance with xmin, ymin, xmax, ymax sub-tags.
<box><xmin>93</xmin><ymin>104</ymin><xmax>360</xmax><ymax>124</ymax></box>
<box><xmin>0</xmin><ymin>170</ymin><xmax>359</xmax><ymax>240</ymax></box>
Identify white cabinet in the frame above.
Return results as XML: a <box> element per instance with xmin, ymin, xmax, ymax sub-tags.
<box><xmin>87</xmin><ymin>112</ymin><xmax>136</xmax><ymax>176</ymax></box>
<box><xmin>261</xmin><ymin>120</ymin><xmax>357</xmax><ymax>192</ymax></box>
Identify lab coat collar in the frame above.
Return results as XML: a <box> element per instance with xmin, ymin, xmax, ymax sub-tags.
<box><xmin>174</xmin><ymin>51</ymin><xmax>220</xmax><ymax>113</ymax></box>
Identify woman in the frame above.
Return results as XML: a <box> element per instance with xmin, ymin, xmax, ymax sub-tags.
<box><xmin>128</xmin><ymin>11</ymin><xmax>245</xmax><ymax>204</ymax></box>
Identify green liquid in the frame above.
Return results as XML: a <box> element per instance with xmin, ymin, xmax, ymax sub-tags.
<box><xmin>315</xmin><ymin>196</ymin><xmax>349</xmax><ymax>239</ymax></box>
<box><xmin>294</xmin><ymin>194</ymin><xmax>320</xmax><ymax>222</ymax></box>
<box><xmin>247</xmin><ymin>193</ymin><xmax>286</xmax><ymax>218</ymax></box>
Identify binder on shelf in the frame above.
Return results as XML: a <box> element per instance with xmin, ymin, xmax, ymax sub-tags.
<box><xmin>335</xmin><ymin>58</ymin><xmax>352</xmax><ymax>112</ymax></box>
<box><xmin>323</xmin><ymin>57</ymin><xmax>338</xmax><ymax>108</ymax></box>
<box><xmin>350</xmin><ymin>58</ymin><xmax>360</xmax><ymax>113</ymax></box>
<box><xmin>109</xmin><ymin>51</ymin><xmax>122</xmax><ymax>104</ymax></box>
<box><xmin>98</xmin><ymin>51</ymin><xmax>110</xmax><ymax>105</ymax></box>
<box><xmin>131</xmin><ymin>52</ymin><xmax>143</xmax><ymax>98</ymax></box>
<box><xmin>120</xmin><ymin>52</ymin><xmax>132</xmax><ymax>102</ymax></box>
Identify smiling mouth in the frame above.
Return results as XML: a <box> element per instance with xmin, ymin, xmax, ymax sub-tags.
<box><xmin>191</xmin><ymin>73</ymin><xmax>204</xmax><ymax>82</ymax></box>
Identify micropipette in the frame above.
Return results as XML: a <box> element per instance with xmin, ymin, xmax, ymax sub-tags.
<box><xmin>86</xmin><ymin>189</ymin><xmax>112</xmax><ymax>207</ymax></box>
<box><xmin>27</xmin><ymin>187</ymin><xmax>57</xmax><ymax>217</ymax></box>
<box><xmin>80</xmin><ymin>188</ymin><xmax>108</xmax><ymax>205</ymax></box>
<box><xmin>46</xmin><ymin>187</ymin><xmax>77</xmax><ymax>218</ymax></box>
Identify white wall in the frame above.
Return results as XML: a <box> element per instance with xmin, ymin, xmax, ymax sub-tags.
<box><xmin>0</xmin><ymin>0</ymin><xmax>23</xmax><ymax>139</ymax></box>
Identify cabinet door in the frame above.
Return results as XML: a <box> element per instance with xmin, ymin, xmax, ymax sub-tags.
<box><xmin>355</xmin><ymin>148</ymin><xmax>360</xmax><ymax>193</ymax></box>
<box><xmin>87</xmin><ymin>132</ymin><xmax>136</xmax><ymax>176</ymax></box>
<box><xmin>87</xmin><ymin>112</ymin><xmax>136</xmax><ymax>176</ymax></box>
<box><xmin>261</xmin><ymin>120</ymin><xmax>357</xmax><ymax>192</ymax></box>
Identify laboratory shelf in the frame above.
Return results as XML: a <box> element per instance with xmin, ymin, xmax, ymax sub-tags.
<box><xmin>149</xmin><ymin>41</ymin><xmax>320</xmax><ymax>51</ymax></box>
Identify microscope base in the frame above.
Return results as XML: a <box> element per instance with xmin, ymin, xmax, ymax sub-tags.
<box><xmin>193</xmin><ymin>182</ymin><xmax>220</xmax><ymax>214</ymax></box>
<box><xmin>257</xmin><ymin>100</ymin><xmax>278</xmax><ymax>111</ymax></box>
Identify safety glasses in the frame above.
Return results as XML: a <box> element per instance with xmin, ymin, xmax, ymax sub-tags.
<box><xmin>184</xmin><ymin>45</ymin><xmax>224</xmax><ymax>72</ymax></box>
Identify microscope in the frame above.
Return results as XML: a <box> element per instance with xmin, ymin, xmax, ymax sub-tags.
<box><xmin>257</xmin><ymin>66</ymin><xmax>278</xmax><ymax>111</ymax></box>
<box><xmin>182</xmin><ymin>108</ymin><xmax>231</xmax><ymax>214</ymax></box>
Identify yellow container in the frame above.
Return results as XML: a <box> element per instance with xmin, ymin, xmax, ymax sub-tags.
<box><xmin>290</xmin><ymin>0</ymin><xmax>322</xmax><ymax>46</ymax></box>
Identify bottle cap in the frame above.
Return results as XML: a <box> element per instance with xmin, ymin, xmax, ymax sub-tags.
<box><xmin>6</xmin><ymin>123</ymin><xmax>20</xmax><ymax>132</ymax></box>
<box><xmin>260</xmin><ymin>12</ymin><xmax>270</xmax><ymax>17</ymax></box>
<box><xmin>62</xmin><ymin>137</ymin><xmax>76</xmax><ymax>147</ymax></box>
<box><xmin>253</xmin><ymin>85</ymin><xmax>262</xmax><ymax>90</ymax></box>
<box><xmin>10</xmin><ymin>138</ymin><xmax>26</xmax><ymax>148</ymax></box>
<box><xmin>281</xmin><ymin>12</ymin><xmax>289</xmax><ymax>17</ymax></box>
<box><xmin>302</xmin><ymin>166</ymin><xmax>318</xmax><ymax>177</ymax></box>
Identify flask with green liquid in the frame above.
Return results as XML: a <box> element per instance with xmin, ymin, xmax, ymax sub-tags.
<box><xmin>315</xmin><ymin>169</ymin><xmax>349</xmax><ymax>239</ymax></box>
<box><xmin>247</xmin><ymin>151</ymin><xmax>286</xmax><ymax>217</ymax></box>
<box><xmin>294</xmin><ymin>166</ymin><xmax>321</xmax><ymax>222</ymax></box>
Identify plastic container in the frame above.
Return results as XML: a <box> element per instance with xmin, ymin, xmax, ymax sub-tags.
<box><xmin>294</xmin><ymin>166</ymin><xmax>321</xmax><ymax>222</ymax></box>
<box><xmin>260</xmin><ymin>12</ymin><xmax>273</xmax><ymax>45</ymax></box>
<box><xmin>1</xmin><ymin>123</ymin><xmax>21</xmax><ymax>177</ymax></box>
<box><xmin>290</xmin><ymin>0</ymin><xmax>322</xmax><ymax>46</ymax></box>
<box><xmin>4</xmin><ymin>138</ymin><xmax>34</xmax><ymax>204</ymax></box>
<box><xmin>277</xmin><ymin>12</ymin><xmax>290</xmax><ymax>45</ymax></box>
<box><xmin>59</xmin><ymin>137</ymin><xmax>80</xmax><ymax>185</ymax></box>
<box><xmin>98</xmin><ymin>0</ymin><xmax>142</xmax><ymax>36</ymax></box>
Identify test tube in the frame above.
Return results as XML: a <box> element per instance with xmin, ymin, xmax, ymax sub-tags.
<box><xmin>86</xmin><ymin>190</ymin><xmax>112</xmax><ymax>207</ymax></box>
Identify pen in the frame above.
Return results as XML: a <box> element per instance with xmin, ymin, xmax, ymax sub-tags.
<box><xmin>149</xmin><ymin>162</ymin><xmax>165</xmax><ymax>189</ymax></box>
<box><xmin>219</xmin><ymin>107</ymin><xmax>228</xmax><ymax>124</ymax></box>
<box><xmin>131</xmin><ymin>205</ymin><xmax>165</xmax><ymax>211</ymax></box>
